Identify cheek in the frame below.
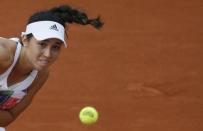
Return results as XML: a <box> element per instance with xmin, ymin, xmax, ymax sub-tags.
<box><xmin>52</xmin><ymin>49</ymin><xmax>61</xmax><ymax>57</ymax></box>
<box><xmin>28</xmin><ymin>47</ymin><xmax>42</xmax><ymax>60</ymax></box>
<box><xmin>51</xmin><ymin>52</ymin><xmax>60</xmax><ymax>60</ymax></box>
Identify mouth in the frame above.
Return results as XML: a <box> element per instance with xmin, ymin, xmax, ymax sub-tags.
<box><xmin>38</xmin><ymin>59</ymin><xmax>50</xmax><ymax>67</ymax></box>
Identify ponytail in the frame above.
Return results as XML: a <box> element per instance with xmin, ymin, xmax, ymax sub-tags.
<box><xmin>49</xmin><ymin>5</ymin><xmax>104</xmax><ymax>29</ymax></box>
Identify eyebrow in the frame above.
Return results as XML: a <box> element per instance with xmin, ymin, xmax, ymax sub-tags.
<box><xmin>42</xmin><ymin>39</ymin><xmax>63</xmax><ymax>45</ymax></box>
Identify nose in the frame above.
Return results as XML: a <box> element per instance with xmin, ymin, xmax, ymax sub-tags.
<box><xmin>43</xmin><ymin>48</ymin><xmax>52</xmax><ymax>58</ymax></box>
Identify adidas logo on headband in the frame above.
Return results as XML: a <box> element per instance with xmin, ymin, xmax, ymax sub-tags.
<box><xmin>50</xmin><ymin>24</ymin><xmax>59</xmax><ymax>31</ymax></box>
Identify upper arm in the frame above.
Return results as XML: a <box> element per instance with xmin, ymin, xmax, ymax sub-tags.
<box><xmin>8</xmin><ymin>70</ymin><xmax>49</xmax><ymax>119</ymax></box>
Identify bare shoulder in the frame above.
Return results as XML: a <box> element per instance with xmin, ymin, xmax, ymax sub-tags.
<box><xmin>0</xmin><ymin>37</ymin><xmax>17</xmax><ymax>74</ymax></box>
<box><xmin>0</xmin><ymin>37</ymin><xmax>16</xmax><ymax>49</ymax></box>
<box><xmin>0</xmin><ymin>38</ymin><xmax>10</xmax><ymax>61</ymax></box>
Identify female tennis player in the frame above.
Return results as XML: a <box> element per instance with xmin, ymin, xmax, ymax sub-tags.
<box><xmin>0</xmin><ymin>5</ymin><xmax>103</xmax><ymax>131</ymax></box>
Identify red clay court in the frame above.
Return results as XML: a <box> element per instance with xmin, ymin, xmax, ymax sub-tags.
<box><xmin>0</xmin><ymin>0</ymin><xmax>202</xmax><ymax>131</ymax></box>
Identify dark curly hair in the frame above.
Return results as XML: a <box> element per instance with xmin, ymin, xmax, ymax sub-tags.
<box><xmin>27</xmin><ymin>5</ymin><xmax>104</xmax><ymax>30</ymax></box>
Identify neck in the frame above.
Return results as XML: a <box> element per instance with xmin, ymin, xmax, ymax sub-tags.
<box><xmin>14</xmin><ymin>47</ymin><xmax>33</xmax><ymax>76</ymax></box>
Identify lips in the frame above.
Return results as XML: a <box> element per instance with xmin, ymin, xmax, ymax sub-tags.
<box><xmin>38</xmin><ymin>59</ymin><xmax>50</xmax><ymax>66</ymax></box>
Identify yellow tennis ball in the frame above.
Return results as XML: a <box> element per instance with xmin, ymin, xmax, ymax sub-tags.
<box><xmin>79</xmin><ymin>106</ymin><xmax>99</xmax><ymax>125</ymax></box>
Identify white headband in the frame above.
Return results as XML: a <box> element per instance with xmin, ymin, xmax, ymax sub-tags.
<box><xmin>22</xmin><ymin>21</ymin><xmax>67</xmax><ymax>47</ymax></box>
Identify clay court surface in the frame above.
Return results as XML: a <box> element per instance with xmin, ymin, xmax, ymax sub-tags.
<box><xmin>0</xmin><ymin>0</ymin><xmax>203</xmax><ymax>131</ymax></box>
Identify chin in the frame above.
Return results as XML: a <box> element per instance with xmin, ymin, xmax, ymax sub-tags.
<box><xmin>34</xmin><ymin>65</ymin><xmax>49</xmax><ymax>71</ymax></box>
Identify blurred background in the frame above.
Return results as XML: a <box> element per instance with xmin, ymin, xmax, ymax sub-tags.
<box><xmin>0</xmin><ymin>0</ymin><xmax>202</xmax><ymax>131</ymax></box>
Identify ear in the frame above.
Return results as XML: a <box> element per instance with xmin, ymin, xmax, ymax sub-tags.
<box><xmin>21</xmin><ymin>35</ymin><xmax>29</xmax><ymax>47</ymax></box>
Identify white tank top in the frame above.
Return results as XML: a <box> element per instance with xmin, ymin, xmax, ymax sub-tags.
<box><xmin>0</xmin><ymin>38</ymin><xmax>38</xmax><ymax>109</ymax></box>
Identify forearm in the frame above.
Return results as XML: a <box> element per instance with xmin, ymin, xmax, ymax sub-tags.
<box><xmin>0</xmin><ymin>110</ymin><xmax>14</xmax><ymax>127</ymax></box>
<box><xmin>9</xmin><ymin>95</ymin><xmax>33</xmax><ymax>119</ymax></box>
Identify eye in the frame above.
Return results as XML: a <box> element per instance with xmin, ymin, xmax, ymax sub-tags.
<box><xmin>38</xmin><ymin>42</ymin><xmax>47</xmax><ymax>48</ymax></box>
<box><xmin>52</xmin><ymin>45</ymin><xmax>61</xmax><ymax>51</ymax></box>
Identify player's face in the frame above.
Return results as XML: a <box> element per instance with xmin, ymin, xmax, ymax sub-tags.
<box><xmin>25</xmin><ymin>37</ymin><xmax>63</xmax><ymax>70</ymax></box>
